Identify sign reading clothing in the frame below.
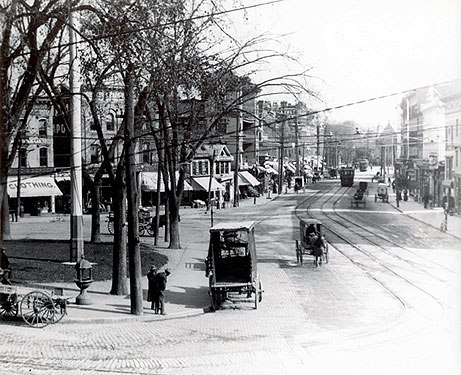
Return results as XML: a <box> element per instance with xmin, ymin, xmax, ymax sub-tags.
<box><xmin>7</xmin><ymin>176</ymin><xmax>63</xmax><ymax>197</ymax></box>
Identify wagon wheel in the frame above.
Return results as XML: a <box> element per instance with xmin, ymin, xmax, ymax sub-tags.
<box><xmin>208</xmin><ymin>278</ymin><xmax>217</xmax><ymax>312</ymax></box>
<box><xmin>50</xmin><ymin>298</ymin><xmax>67</xmax><ymax>323</ymax></box>
<box><xmin>146</xmin><ymin>222</ymin><xmax>155</xmax><ymax>236</ymax></box>
<box><xmin>20</xmin><ymin>291</ymin><xmax>55</xmax><ymax>328</ymax></box>
<box><xmin>209</xmin><ymin>289</ymin><xmax>218</xmax><ymax>311</ymax></box>
<box><xmin>254</xmin><ymin>280</ymin><xmax>259</xmax><ymax>310</ymax></box>
<box><xmin>295</xmin><ymin>240</ymin><xmax>301</xmax><ymax>264</ymax></box>
<box><xmin>0</xmin><ymin>299</ymin><xmax>18</xmax><ymax>320</ymax></box>
<box><xmin>258</xmin><ymin>280</ymin><xmax>263</xmax><ymax>303</ymax></box>
<box><xmin>138</xmin><ymin>223</ymin><xmax>145</xmax><ymax>236</ymax></box>
<box><xmin>107</xmin><ymin>221</ymin><xmax>114</xmax><ymax>235</ymax></box>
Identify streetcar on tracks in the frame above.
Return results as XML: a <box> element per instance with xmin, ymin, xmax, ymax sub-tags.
<box><xmin>205</xmin><ymin>221</ymin><xmax>262</xmax><ymax>311</ymax></box>
<box><xmin>339</xmin><ymin>167</ymin><xmax>355</xmax><ymax>187</ymax></box>
<box><xmin>358</xmin><ymin>159</ymin><xmax>369</xmax><ymax>172</ymax></box>
<box><xmin>295</xmin><ymin>218</ymin><xmax>329</xmax><ymax>267</ymax></box>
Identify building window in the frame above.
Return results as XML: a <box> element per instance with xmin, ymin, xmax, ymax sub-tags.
<box><xmin>191</xmin><ymin>160</ymin><xmax>209</xmax><ymax>176</ymax></box>
<box><xmin>106</xmin><ymin>114</ymin><xmax>115</xmax><ymax>131</ymax></box>
<box><xmin>38</xmin><ymin>119</ymin><xmax>47</xmax><ymax>137</ymax></box>
<box><xmin>90</xmin><ymin>121</ymin><xmax>97</xmax><ymax>131</ymax></box>
<box><xmin>142</xmin><ymin>142</ymin><xmax>151</xmax><ymax>164</ymax></box>
<box><xmin>90</xmin><ymin>145</ymin><xmax>100</xmax><ymax>163</ymax></box>
<box><xmin>39</xmin><ymin>148</ymin><xmax>48</xmax><ymax>167</ymax></box>
<box><xmin>19</xmin><ymin>148</ymin><xmax>27</xmax><ymax>167</ymax></box>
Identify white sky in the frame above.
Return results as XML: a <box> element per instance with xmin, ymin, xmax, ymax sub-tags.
<box><xmin>228</xmin><ymin>0</ymin><xmax>461</xmax><ymax>129</ymax></box>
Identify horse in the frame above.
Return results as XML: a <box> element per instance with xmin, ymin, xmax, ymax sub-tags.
<box><xmin>312</xmin><ymin>236</ymin><xmax>326</xmax><ymax>267</ymax></box>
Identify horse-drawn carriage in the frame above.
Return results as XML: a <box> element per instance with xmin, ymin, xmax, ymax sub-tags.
<box><xmin>375</xmin><ymin>183</ymin><xmax>389</xmax><ymax>203</ymax></box>
<box><xmin>205</xmin><ymin>221</ymin><xmax>262</xmax><ymax>310</ymax></box>
<box><xmin>351</xmin><ymin>181</ymin><xmax>368</xmax><ymax>208</ymax></box>
<box><xmin>0</xmin><ymin>280</ymin><xmax>70</xmax><ymax>327</ymax></box>
<box><xmin>295</xmin><ymin>218</ymin><xmax>329</xmax><ymax>267</ymax></box>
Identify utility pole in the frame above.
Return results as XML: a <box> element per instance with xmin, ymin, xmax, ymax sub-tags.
<box><xmin>278</xmin><ymin>114</ymin><xmax>285</xmax><ymax>194</ymax></box>
<box><xmin>207</xmin><ymin>150</ymin><xmax>217</xmax><ymax>226</ymax></box>
<box><xmin>233</xmin><ymin>95</ymin><xmax>242</xmax><ymax>207</ymax></box>
<box><xmin>125</xmin><ymin>64</ymin><xmax>143</xmax><ymax>315</ymax></box>
<box><xmin>154</xmin><ymin>160</ymin><xmax>161</xmax><ymax>246</ymax></box>
<box><xmin>295</xmin><ymin>110</ymin><xmax>299</xmax><ymax>176</ymax></box>
<box><xmin>316</xmin><ymin>116</ymin><xmax>320</xmax><ymax>172</ymax></box>
<box><xmin>69</xmin><ymin>9</ymin><xmax>84</xmax><ymax>262</ymax></box>
<box><xmin>15</xmin><ymin>133</ymin><xmax>23</xmax><ymax>221</ymax></box>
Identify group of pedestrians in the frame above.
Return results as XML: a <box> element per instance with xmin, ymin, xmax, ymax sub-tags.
<box><xmin>146</xmin><ymin>266</ymin><xmax>171</xmax><ymax>315</ymax></box>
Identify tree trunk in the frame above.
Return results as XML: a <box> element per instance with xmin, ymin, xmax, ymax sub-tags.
<box><xmin>168</xmin><ymin>192</ymin><xmax>181</xmax><ymax>249</ymax></box>
<box><xmin>0</xmin><ymin>193</ymin><xmax>11</xmax><ymax>241</ymax></box>
<box><xmin>110</xmin><ymin>171</ymin><xmax>128</xmax><ymax>295</ymax></box>
<box><xmin>90</xmin><ymin>182</ymin><xmax>102</xmax><ymax>243</ymax></box>
<box><xmin>124</xmin><ymin>66</ymin><xmax>143</xmax><ymax>315</ymax></box>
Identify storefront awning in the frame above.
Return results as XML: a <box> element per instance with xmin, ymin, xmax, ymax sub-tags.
<box><xmin>265</xmin><ymin>166</ymin><xmax>278</xmax><ymax>175</ymax></box>
<box><xmin>7</xmin><ymin>175</ymin><xmax>63</xmax><ymax>197</ymax></box>
<box><xmin>141</xmin><ymin>172</ymin><xmax>192</xmax><ymax>192</ymax></box>
<box><xmin>238</xmin><ymin>171</ymin><xmax>260</xmax><ymax>187</ymax></box>
<box><xmin>190</xmin><ymin>177</ymin><xmax>225</xmax><ymax>192</ymax></box>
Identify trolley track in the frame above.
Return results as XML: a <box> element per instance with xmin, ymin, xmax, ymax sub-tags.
<box><xmin>295</xmin><ymin>182</ymin><xmax>450</xmax><ymax>318</ymax></box>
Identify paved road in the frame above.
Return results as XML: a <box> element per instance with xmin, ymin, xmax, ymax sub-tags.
<box><xmin>1</xmin><ymin>179</ymin><xmax>460</xmax><ymax>375</ymax></box>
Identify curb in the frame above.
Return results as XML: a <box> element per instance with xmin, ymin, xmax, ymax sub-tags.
<box><xmin>61</xmin><ymin>305</ymin><xmax>211</xmax><ymax>325</ymax></box>
<box><xmin>389</xmin><ymin>202</ymin><xmax>461</xmax><ymax>240</ymax></box>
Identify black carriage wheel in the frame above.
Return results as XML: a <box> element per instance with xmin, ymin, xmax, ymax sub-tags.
<box><xmin>209</xmin><ymin>289</ymin><xmax>218</xmax><ymax>311</ymax></box>
<box><xmin>258</xmin><ymin>280</ymin><xmax>263</xmax><ymax>303</ymax></box>
<box><xmin>295</xmin><ymin>241</ymin><xmax>301</xmax><ymax>264</ymax></box>
<box><xmin>0</xmin><ymin>300</ymin><xmax>18</xmax><ymax>320</ymax></box>
<box><xmin>138</xmin><ymin>224</ymin><xmax>145</xmax><ymax>236</ymax></box>
<box><xmin>20</xmin><ymin>291</ymin><xmax>55</xmax><ymax>328</ymax></box>
<box><xmin>108</xmin><ymin>221</ymin><xmax>114</xmax><ymax>235</ymax></box>
<box><xmin>254</xmin><ymin>281</ymin><xmax>259</xmax><ymax>310</ymax></box>
<box><xmin>146</xmin><ymin>223</ymin><xmax>154</xmax><ymax>236</ymax></box>
<box><xmin>208</xmin><ymin>278</ymin><xmax>217</xmax><ymax>312</ymax></box>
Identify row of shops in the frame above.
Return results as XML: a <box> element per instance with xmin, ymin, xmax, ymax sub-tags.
<box><xmin>6</xmin><ymin>169</ymin><xmax>264</xmax><ymax>216</ymax></box>
<box><xmin>395</xmin><ymin>158</ymin><xmax>458</xmax><ymax>212</ymax></box>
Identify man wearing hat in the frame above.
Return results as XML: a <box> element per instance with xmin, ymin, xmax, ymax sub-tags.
<box><xmin>154</xmin><ymin>268</ymin><xmax>171</xmax><ymax>315</ymax></box>
<box><xmin>146</xmin><ymin>266</ymin><xmax>158</xmax><ymax>312</ymax></box>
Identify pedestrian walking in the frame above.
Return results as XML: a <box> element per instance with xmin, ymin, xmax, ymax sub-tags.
<box><xmin>154</xmin><ymin>268</ymin><xmax>171</xmax><ymax>315</ymax></box>
<box><xmin>146</xmin><ymin>266</ymin><xmax>158</xmax><ymax>312</ymax></box>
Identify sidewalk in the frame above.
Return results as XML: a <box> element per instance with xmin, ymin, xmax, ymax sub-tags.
<box><xmin>7</xmin><ymin>193</ymin><xmax>278</xmax><ymax>324</ymax></box>
<box><xmin>386</xmin><ymin>190</ymin><xmax>461</xmax><ymax>239</ymax></box>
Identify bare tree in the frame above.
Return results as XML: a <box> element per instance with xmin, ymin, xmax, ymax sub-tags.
<box><xmin>0</xmin><ymin>0</ymin><xmax>95</xmax><ymax>240</ymax></box>
<box><xmin>135</xmin><ymin>1</ymin><xmax>315</xmax><ymax>249</ymax></box>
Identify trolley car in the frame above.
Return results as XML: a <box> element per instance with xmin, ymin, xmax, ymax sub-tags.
<box><xmin>339</xmin><ymin>167</ymin><xmax>355</xmax><ymax>187</ymax></box>
<box><xmin>358</xmin><ymin>159</ymin><xmax>369</xmax><ymax>172</ymax></box>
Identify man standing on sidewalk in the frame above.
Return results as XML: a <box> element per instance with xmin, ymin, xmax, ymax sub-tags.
<box><xmin>154</xmin><ymin>268</ymin><xmax>171</xmax><ymax>315</ymax></box>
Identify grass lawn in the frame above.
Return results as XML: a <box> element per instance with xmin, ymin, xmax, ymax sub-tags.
<box><xmin>3</xmin><ymin>240</ymin><xmax>168</xmax><ymax>284</ymax></box>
